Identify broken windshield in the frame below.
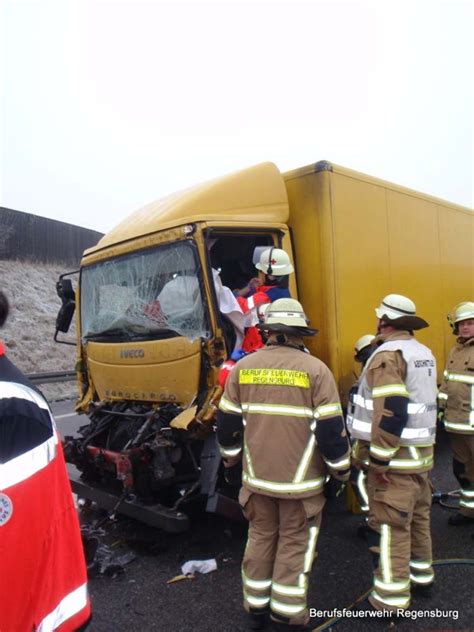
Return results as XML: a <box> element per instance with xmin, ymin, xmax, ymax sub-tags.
<box><xmin>80</xmin><ymin>241</ymin><xmax>209</xmax><ymax>342</ymax></box>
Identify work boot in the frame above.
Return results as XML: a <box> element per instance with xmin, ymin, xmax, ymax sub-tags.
<box><xmin>448</xmin><ymin>512</ymin><xmax>474</xmax><ymax>526</ymax></box>
<box><xmin>358</xmin><ymin>597</ymin><xmax>403</xmax><ymax>622</ymax></box>
<box><xmin>248</xmin><ymin>611</ymin><xmax>269</xmax><ymax>630</ymax></box>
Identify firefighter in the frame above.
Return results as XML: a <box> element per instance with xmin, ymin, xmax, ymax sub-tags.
<box><xmin>216</xmin><ymin>298</ymin><xmax>351</xmax><ymax>631</ymax></box>
<box><xmin>0</xmin><ymin>291</ymin><xmax>91</xmax><ymax>631</ymax></box>
<box><xmin>350</xmin><ymin>294</ymin><xmax>438</xmax><ymax>612</ymax></box>
<box><xmin>347</xmin><ymin>334</ymin><xmax>376</xmax><ymax>517</ymax></box>
<box><xmin>438</xmin><ymin>301</ymin><xmax>474</xmax><ymax>526</ymax></box>
<box><xmin>347</xmin><ymin>334</ymin><xmax>377</xmax><ymax>428</ymax></box>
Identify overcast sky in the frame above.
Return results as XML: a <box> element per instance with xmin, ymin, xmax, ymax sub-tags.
<box><xmin>1</xmin><ymin>0</ymin><xmax>472</xmax><ymax>233</ymax></box>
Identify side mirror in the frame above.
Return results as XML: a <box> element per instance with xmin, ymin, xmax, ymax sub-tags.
<box><xmin>54</xmin><ymin>274</ymin><xmax>78</xmax><ymax>344</ymax></box>
<box><xmin>56</xmin><ymin>301</ymin><xmax>75</xmax><ymax>333</ymax></box>
<box><xmin>56</xmin><ymin>278</ymin><xmax>75</xmax><ymax>301</ymax></box>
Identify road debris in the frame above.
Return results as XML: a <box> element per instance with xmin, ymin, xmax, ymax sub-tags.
<box><xmin>81</xmin><ymin>525</ymin><xmax>136</xmax><ymax>576</ymax></box>
<box><xmin>167</xmin><ymin>574</ymin><xmax>196</xmax><ymax>584</ymax></box>
<box><xmin>181</xmin><ymin>559</ymin><xmax>217</xmax><ymax>575</ymax></box>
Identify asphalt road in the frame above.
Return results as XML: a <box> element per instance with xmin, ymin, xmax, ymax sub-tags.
<box><xmin>51</xmin><ymin>401</ymin><xmax>474</xmax><ymax>632</ymax></box>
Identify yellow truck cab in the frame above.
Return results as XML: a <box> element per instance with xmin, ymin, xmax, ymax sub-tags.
<box><xmin>55</xmin><ymin>161</ymin><xmax>473</xmax><ymax>531</ymax></box>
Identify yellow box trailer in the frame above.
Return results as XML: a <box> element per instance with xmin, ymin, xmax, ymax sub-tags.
<box><xmin>55</xmin><ymin>161</ymin><xmax>473</xmax><ymax>530</ymax></box>
<box><xmin>284</xmin><ymin>161</ymin><xmax>473</xmax><ymax>401</ymax></box>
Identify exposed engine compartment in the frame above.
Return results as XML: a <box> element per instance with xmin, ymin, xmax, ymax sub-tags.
<box><xmin>64</xmin><ymin>401</ymin><xmax>205</xmax><ymax>512</ymax></box>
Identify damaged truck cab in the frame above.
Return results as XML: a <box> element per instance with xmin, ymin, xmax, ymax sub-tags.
<box><xmin>58</xmin><ymin>163</ymin><xmax>294</xmax><ymax>531</ymax></box>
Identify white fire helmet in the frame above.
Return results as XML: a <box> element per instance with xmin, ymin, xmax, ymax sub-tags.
<box><xmin>448</xmin><ymin>301</ymin><xmax>474</xmax><ymax>332</ymax></box>
<box><xmin>264</xmin><ymin>298</ymin><xmax>308</xmax><ymax>328</ymax></box>
<box><xmin>375</xmin><ymin>293</ymin><xmax>428</xmax><ymax>330</ymax></box>
<box><xmin>452</xmin><ymin>302</ymin><xmax>474</xmax><ymax>324</ymax></box>
<box><xmin>255</xmin><ymin>247</ymin><xmax>294</xmax><ymax>276</ymax></box>
<box><xmin>256</xmin><ymin>302</ymin><xmax>270</xmax><ymax>323</ymax></box>
<box><xmin>375</xmin><ymin>294</ymin><xmax>416</xmax><ymax>320</ymax></box>
<box><xmin>354</xmin><ymin>334</ymin><xmax>375</xmax><ymax>354</ymax></box>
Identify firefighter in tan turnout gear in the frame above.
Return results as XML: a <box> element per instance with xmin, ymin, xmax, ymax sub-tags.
<box><xmin>438</xmin><ymin>302</ymin><xmax>474</xmax><ymax>526</ymax></box>
<box><xmin>349</xmin><ymin>294</ymin><xmax>438</xmax><ymax>613</ymax></box>
<box><xmin>217</xmin><ymin>299</ymin><xmax>351</xmax><ymax>632</ymax></box>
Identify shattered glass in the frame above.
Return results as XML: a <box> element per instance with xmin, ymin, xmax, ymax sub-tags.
<box><xmin>80</xmin><ymin>241</ymin><xmax>209</xmax><ymax>342</ymax></box>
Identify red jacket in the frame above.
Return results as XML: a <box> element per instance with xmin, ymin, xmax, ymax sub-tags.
<box><xmin>0</xmin><ymin>344</ymin><xmax>91</xmax><ymax>631</ymax></box>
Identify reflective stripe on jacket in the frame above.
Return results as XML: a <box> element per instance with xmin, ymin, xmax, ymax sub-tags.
<box><xmin>218</xmin><ymin>342</ymin><xmax>351</xmax><ymax>499</ymax></box>
<box><xmin>349</xmin><ymin>338</ymin><xmax>437</xmax><ymax>447</ymax></box>
<box><xmin>438</xmin><ymin>337</ymin><xmax>474</xmax><ymax>434</ymax></box>
<box><xmin>352</xmin><ymin>439</ymin><xmax>434</xmax><ymax>473</ymax></box>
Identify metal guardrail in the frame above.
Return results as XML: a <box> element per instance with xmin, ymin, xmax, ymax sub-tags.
<box><xmin>26</xmin><ymin>370</ymin><xmax>76</xmax><ymax>385</ymax></box>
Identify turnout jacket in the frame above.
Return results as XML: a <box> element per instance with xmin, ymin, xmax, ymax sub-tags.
<box><xmin>0</xmin><ymin>343</ymin><xmax>91</xmax><ymax>632</ymax></box>
<box><xmin>349</xmin><ymin>331</ymin><xmax>437</xmax><ymax>475</ymax></box>
<box><xmin>438</xmin><ymin>336</ymin><xmax>474</xmax><ymax>434</ymax></box>
<box><xmin>217</xmin><ymin>339</ymin><xmax>351</xmax><ymax>499</ymax></box>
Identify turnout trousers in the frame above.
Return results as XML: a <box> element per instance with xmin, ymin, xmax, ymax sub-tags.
<box><xmin>349</xmin><ymin>467</ymin><xmax>369</xmax><ymax>514</ymax></box>
<box><xmin>239</xmin><ymin>488</ymin><xmax>325</xmax><ymax>626</ymax></box>
<box><xmin>366</xmin><ymin>470</ymin><xmax>434</xmax><ymax>612</ymax></box>
<box><xmin>449</xmin><ymin>433</ymin><xmax>474</xmax><ymax>517</ymax></box>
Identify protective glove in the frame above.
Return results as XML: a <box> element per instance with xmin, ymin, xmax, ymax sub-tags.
<box><xmin>231</xmin><ymin>348</ymin><xmax>247</xmax><ymax>361</ymax></box>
